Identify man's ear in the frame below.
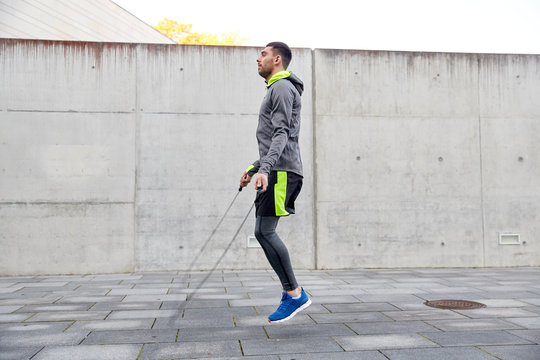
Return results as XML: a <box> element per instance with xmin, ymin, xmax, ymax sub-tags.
<box><xmin>274</xmin><ymin>54</ymin><xmax>282</xmax><ymax>66</ymax></box>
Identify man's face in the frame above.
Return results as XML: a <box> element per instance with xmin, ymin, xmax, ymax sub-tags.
<box><xmin>257</xmin><ymin>46</ymin><xmax>276</xmax><ymax>79</ymax></box>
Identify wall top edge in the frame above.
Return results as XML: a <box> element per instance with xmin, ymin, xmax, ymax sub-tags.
<box><xmin>1</xmin><ymin>38</ymin><xmax>539</xmax><ymax>57</ymax></box>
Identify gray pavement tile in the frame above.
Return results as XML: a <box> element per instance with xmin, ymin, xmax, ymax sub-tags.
<box><xmin>264</xmin><ymin>323</ymin><xmax>356</xmax><ymax>338</ymax></box>
<box><xmin>383</xmin><ymin>309</ymin><xmax>467</xmax><ymax>321</ymax></box>
<box><xmin>235</xmin><ymin>313</ymin><xmax>315</xmax><ymax>327</ymax></box>
<box><xmin>278</xmin><ymin>351</ymin><xmax>388</xmax><ymax>360</ymax></box>
<box><xmin>229</xmin><ymin>298</ymin><xmax>284</xmax><ymax>307</ymax></box>
<box><xmin>159</xmin><ymin>299</ymin><xmax>230</xmax><ymax>309</ymax></box>
<box><xmin>421</xmin><ymin>330</ymin><xmax>535</xmax><ymax>346</ymax></box>
<box><xmin>426</xmin><ymin>319</ymin><xmax>522</xmax><ymax>331</ymax></box>
<box><xmin>524</xmin><ymin>306</ymin><xmax>540</xmax><ymax>315</ymax></box>
<box><xmin>310</xmin><ymin>312</ymin><xmax>392</xmax><ymax>324</ymax></box>
<box><xmin>66</xmin><ymin>319</ymin><xmax>155</xmax><ymax>331</ymax></box>
<box><xmin>311</xmin><ymin>295</ymin><xmax>362</xmax><ymax>304</ymax></box>
<box><xmin>381</xmin><ymin>346</ymin><xmax>497</xmax><ymax>360</ymax></box>
<box><xmin>182</xmin><ymin>306</ymin><xmax>256</xmax><ymax>318</ymax></box>
<box><xmin>425</xmin><ymin>318</ymin><xmax>525</xmax><ymax>331</ymax></box>
<box><xmin>346</xmin><ymin>320</ymin><xmax>440</xmax><ymax>335</ymax></box>
<box><xmin>0</xmin><ymin>313</ymin><xmax>33</xmax><ymax>322</ymax></box>
<box><xmin>0</xmin><ymin>321</ymin><xmax>72</xmax><ymax>332</ymax></box>
<box><xmin>454</xmin><ymin>307</ymin><xmax>540</xmax><ymax>318</ymax></box>
<box><xmin>82</xmin><ymin>329</ymin><xmax>177</xmax><ymax>345</ymax></box>
<box><xmin>507</xmin><ymin>329</ymin><xmax>540</xmax><ymax>343</ymax></box>
<box><xmin>0</xmin><ymin>305</ymin><xmax>22</xmax><ymax>313</ymax></box>
<box><xmin>107</xmin><ymin>288</ymin><xmax>169</xmax><ymax>295</ymax></box>
<box><xmin>107</xmin><ymin>309</ymin><xmax>178</xmax><ymax>320</ymax></box>
<box><xmin>31</xmin><ymin>344</ymin><xmax>142</xmax><ymax>360</ymax></box>
<box><xmin>56</xmin><ymin>296</ymin><xmax>124</xmax><ymax>303</ymax></box>
<box><xmin>333</xmin><ymin>334</ymin><xmax>438</xmax><ymax>351</ymax></box>
<box><xmin>323</xmin><ymin>302</ymin><xmax>400</xmax><ymax>313</ymax></box>
<box><xmin>0</xmin><ymin>296</ymin><xmax>62</xmax><ymax>306</ymax></box>
<box><xmin>504</xmin><ymin>317</ymin><xmax>540</xmax><ymax>329</ymax></box>
<box><xmin>241</xmin><ymin>336</ymin><xmax>344</xmax><ymax>356</ymax></box>
<box><xmin>15</xmin><ymin>304</ymin><xmax>93</xmax><ymax>313</ymax></box>
<box><xmin>356</xmin><ymin>294</ymin><xmax>426</xmax><ymax>303</ymax></box>
<box><xmin>29</xmin><ymin>310</ymin><xmax>110</xmax><ymax>322</ymax></box>
<box><xmin>90</xmin><ymin>301</ymin><xmax>162</xmax><ymax>311</ymax></box>
<box><xmin>480</xmin><ymin>345</ymin><xmax>540</xmax><ymax>360</ymax></box>
<box><xmin>177</xmin><ymin>326</ymin><xmax>267</xmax><ymax>342</ymax></box>
<box><xmin>0</xmin><ymin>330</ymin><xmax>89</xmax><ymax>348</ymax></box>
<box><xmin>0</xmin><ymin>347</ymin><xmax>42</xmax><ymax>360</ymax></box>
<box><xmin>139</xmin><ymin>340</ymin><xmax>243</xmax><ymax>359</ymax></box>
<box><xmin>523</xmin><ymin>298</ymin><xmax>540</xmax><ymax>306</ymax></box>
<box><xmin>152</xmin><ymin>315</ymin><xmax>236</xmax><ymax>329</ymax></box>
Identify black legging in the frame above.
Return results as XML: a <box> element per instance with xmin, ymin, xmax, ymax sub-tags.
<box><xmin>254</xmin><ymin>216</ymin><xmax>298</xmax><ymax>291</ymax></box>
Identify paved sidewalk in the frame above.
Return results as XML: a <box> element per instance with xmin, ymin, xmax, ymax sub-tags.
<box><xmin>1</xmin><ymin>268</ymin><xmax>539</xmax><ymax>360</ymax></box>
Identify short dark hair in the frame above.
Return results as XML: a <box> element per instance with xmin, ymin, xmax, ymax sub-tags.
<box><xmin>266</xmin><ymin>42</ymin><xmax>292</xmax><ymax>69</ymax></box>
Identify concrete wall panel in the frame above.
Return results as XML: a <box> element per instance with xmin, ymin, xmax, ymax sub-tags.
<box><xmin>0</xmin><ymin>112</ymin><xmax>135</xmax><ymax>202</ymax></box>
<box><xmin>314</xmin><ymin>50</ymin><xmax>479</xmax><ymax>117</ymax></box>
<box><xmin>0</xmin><ymin>203</ymin><xmax>134</xmax><ymax>275</ymax></box>
<box><xmin>0</xmin><ymin>39</ymin><xmax>136</xmax><ymax>112</ymax></box>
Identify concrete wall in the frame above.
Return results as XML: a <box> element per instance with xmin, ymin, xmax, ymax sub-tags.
<box><xmin>0</xmin><ymin>39</ymin><xmax>538</xmax><ymax>275</ymax></box>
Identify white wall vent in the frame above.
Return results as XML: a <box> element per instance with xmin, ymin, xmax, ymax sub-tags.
<box><xmin>498</xmin><ymin>233</ymin><xmax>521</xmax><ymax>245</ymax></box>
<box><xmin>247</xmin><ymin>235</ymin><xmax>261</xmax><ymax>248</ymax></box>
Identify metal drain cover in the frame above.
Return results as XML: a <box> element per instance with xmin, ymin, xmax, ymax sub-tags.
<box><xmin>424</xmin><ymin>299</ymin><xmax>486</xmax><ymax>310</ymax></box>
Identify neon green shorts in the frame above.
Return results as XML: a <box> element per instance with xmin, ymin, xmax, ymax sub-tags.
<box><xmin>254</xmin><ymin>171</ymin><xmax>303</xmax><ymax>217</ymax></box>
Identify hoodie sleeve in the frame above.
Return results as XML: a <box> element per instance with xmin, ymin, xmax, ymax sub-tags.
<box><xmin>245</xmin><ymin>160</ymin><xmax>260</xmax><ymax>177</ymax></box>
<box><xmin>258</xmin><ymin>84</ymin><xmax>294</xmax><ymax>175</ymax></box>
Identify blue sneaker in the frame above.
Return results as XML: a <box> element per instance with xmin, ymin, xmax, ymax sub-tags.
<box><xmin>268</xmin><ymin>288</ymin><xmax>311</xmax><ymax>323</ymax></box>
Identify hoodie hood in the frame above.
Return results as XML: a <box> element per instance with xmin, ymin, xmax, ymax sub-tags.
<box><xmin>267</xmin><ymin>71</ymin><xmax>304</xmax><ymax>96</ymax></box>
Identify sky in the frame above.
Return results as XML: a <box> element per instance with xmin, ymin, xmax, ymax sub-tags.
<box><xmin>112</xmin><ymin>0</ymin><xmax>540</xmax><ymax>54</ymax></box>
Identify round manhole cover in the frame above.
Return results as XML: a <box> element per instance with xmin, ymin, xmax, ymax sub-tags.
<box><xmin>424</xmin><ymin>299</ymin><xmax>486</xmax><ymax>310</ymax></box>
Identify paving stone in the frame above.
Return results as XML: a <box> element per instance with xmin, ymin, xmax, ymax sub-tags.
<box><xmin>153</xmin><ymin>315</ymin><xmax>236</xmax><ymax>329</ymax></box>
<box><xmin>235</xmin><ymin>313</ymin><xmax>315</xmax><ymax>327</ymax></box>
<box><xmin>383</xmin><ymin>309</ymin><xmax>467</xmax><ymax>321</ymax></box>
<box><xmin>159</xmin><ymin>299</ymin><xmax>230</xmax><ymax>309</ymax></box>
<box><xmin>241</xmin><ymin>336</ymin><xmax>343</xmax><ymax>356</ymax></box>
<box><xmin>0</xmin><ymin>347</ymin><xmax>42</xmax><ymax>360</ymax></box>
<box><xmin>139</xmin><ymin>340</ymin><xmax>242</xmax><ymax>359</ymax></box>
<box><xmin>505</xmin><ymin>317</ymin><xmax>540</xmax><ymax>329</ymax></box>
<box><xmin>107</xmin><ymin>288</ymin><xmax>169</xmax><ymax>295</ymax></box>
<box><xmin>278</xmin><ymin>351</ymin><xmax>387</xmax><ymax>360</ymax></box>
<box><xmin>56</xmin><ymin>296</ymin><xmax>124</xmax><ymax>303</ymax></box>
<box><xmin>32</xmin><ymin>344</ymin><xmax>142</xmax><ymax>360</ymax></box>
<box><xmin>0</xmin><ymin>321</ymin><xmax>72</xmax><ymax>332</ymax></box>
<box><xmin>507</xmin><ymin>329</ymin><xmax>540</xmax><ymax>343</ymax></box>
<box><xmin>29</xmin><ymin>311</ymin><xmax>110</xmax><ymax>322</ymax></box>
<box><xmin>333</xmin><ymin>334</ymin><xmax>438</xmax><ymax>351</ymax></box>
<box><xmin>15</xmin><ymin>304</ymin><xmax>93</xmax><ymax>313</ymax></box>
<box><xmin>0</xmin><ymin>330</ymin><xmax>89</xmax><ymax>348</ymax></box>
<box><xmin>421</xmin><ymin>330</ymin><xmax>534</xmax><ymax>346</ymax></box>
<box><xmin>323</xmin><ymin>302</ymin><xmax>400</xmax><ymax>313</ymax></box>
<box><xmin>425</xmin><ymin>318</ymin><xmax>525</xmax><ymax>331</ymax></box>
<box><xmin>0</xmin><ymin>313</ymin><xmax>33</xmax><ymax>322</ymax></box>
<box><xmin>347</xmin><ymin>320</ymin><xmax>440</xmax><ymax>334</ymax></box>
<box><xmin>107</xmin><ymin>309</ymin><xmax>178</xmax><ymax>320</ymax></box>
<box><xmin>264</xmin><ymin>323</ymin><xmax>356</xmax><ymax>339</ymax></box>
<box><xmin>177</xmin><ymin>326</ymin><xmax>267</xmax><ymax>342</ymax></box>
<box><xmin>82</xmin><ymin>329</ymin><xmax>177</xmax><ymax>345</ymax></box>
<box><xmin>479</xmin><ymin>345</ymin><xmax>540</xmax><ymax>360</ymax></box>
<box><xmin>0</xmin><ymin>305</ymin><xmax>22</xmax><ymax>313</ymax></box>
<box><xmin>90</xmin><ymin>301</ymin><xmax>162</xmax><ymax>311</ymax></box>
<box><xmin>381</xmin><ymin>346</ymin><xmax>497</xmax><ymax>359</ymax></box>
<box><xmin>453</xmin><ymin>307</ymin><xmax>540</xmax><ymax>318</ymax></box>
<box><xmin>309</xmin><ymin>312</ymin><xmax>391</xmax><ymax>324</ymax></box>
<box><xmin>66</xmin><ymin>319</ymin><xmax>154</xmax><ymax>332</ymax></box>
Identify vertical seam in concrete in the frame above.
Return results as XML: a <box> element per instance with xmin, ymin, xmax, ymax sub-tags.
<box><xmin>133</xmin><ymin>44</ymin><xmax>140</xmax><ymax>272</ymax></box>
<box><xmin>477</xmin><ymin>55</ymin><xmax>486</xmax><ymax>267</ymax></box>
<box><xmin>311</xmin><ymin>49</ymin><xmax>319</xmax><ymax>270</ymax></box>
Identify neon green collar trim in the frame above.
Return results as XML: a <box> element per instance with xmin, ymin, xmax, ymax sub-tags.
<box><xmin>267</xmin><ymin>71</ymin><xmax>291</xmax><ymax>87</ymax></box>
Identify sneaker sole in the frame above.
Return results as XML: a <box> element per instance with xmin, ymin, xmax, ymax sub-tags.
<box><xmin>268</xmin><ymin>298</ymin><xmax>312</xmax><ymax>323</ymax></box>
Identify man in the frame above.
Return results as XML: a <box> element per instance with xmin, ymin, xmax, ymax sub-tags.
<box><xmin>239</xmin><ymin>42</ymin><xmax>311</xmax><ymax>323</ymax></box>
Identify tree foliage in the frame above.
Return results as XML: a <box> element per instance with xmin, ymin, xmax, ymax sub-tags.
<box><xmin>154</xmin><ymin>18</ymin><xmax>246</xmax><ymax>46</ymax></box>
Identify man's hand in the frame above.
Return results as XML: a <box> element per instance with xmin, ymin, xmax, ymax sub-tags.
<box><xmin>239</xmin><ymin>172</ymin><xmax>252</xmax><ymax>188</ymax></box>
<box><xmin>255</xmin><ymin>173</ymin><xmax>268</xmax><ymax>192</ymax></box>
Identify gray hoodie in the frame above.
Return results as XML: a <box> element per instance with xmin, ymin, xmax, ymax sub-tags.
<box><xmin>247</xmin><ymin>72</ymin><xmax>304</xmax><ymax>177</ymax></box>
